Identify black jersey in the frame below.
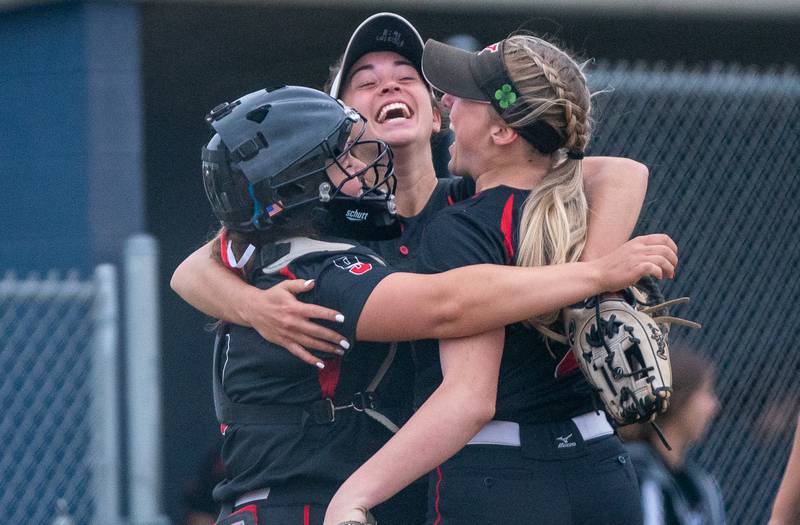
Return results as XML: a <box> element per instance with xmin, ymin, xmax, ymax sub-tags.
<box><xmin>414</xmin><ymin>185</ymin><xmax>595</xmax><ymax>423</ymax></box>
<box><xmin>362</xmin><ymin>176</ymin><xmax>475</xmax><ymax>271</ymax></box>
<box><xmin>213</xmin><ymin>240</ymin><xmax>405</xmax><ymax>505</ymax></box>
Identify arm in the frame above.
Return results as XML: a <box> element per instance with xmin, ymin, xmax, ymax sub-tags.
<box><xmin>770</xmin><ymin>413</ymin><xmax>800</xmax><ymax>525</ymax></box>
<box><xmin>170</xmin><ymin>240</ymin><xmax>347</xmax><ymax>366</ymax></box>
<box><xmin>324</xmin><ymin>329</ymin><xmax>504</xmax><ymax>524</ymax></box>
<box><xmin>582</xmin><ymin>156</ymin><xmax>649</xmax><ymax>260</ymax></box>
<box><xmin>356</xmin><ymin>233</ymin><xmax>677</xmax><ymax>342</ymax></box>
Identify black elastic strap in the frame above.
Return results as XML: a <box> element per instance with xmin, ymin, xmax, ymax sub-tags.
<box><xmin>471</xmin><ymin>40</ymin><xmax>563</xmax><ymax>154</ymax></box>
<box><xmin>567</xmin><ymin>150</ymin><xmax>585</xmax><ymax>160</ymax></box>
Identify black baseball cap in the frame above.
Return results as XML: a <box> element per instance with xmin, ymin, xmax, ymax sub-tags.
<box><xmin>329</xmin><ymin>12</ymin><xmax>425</xmax><ymax>99</ymax></box>
<box><xmin>422</xmin><ymin>38</ymin><xmax>563</xmax><ymax>154</ymax></box>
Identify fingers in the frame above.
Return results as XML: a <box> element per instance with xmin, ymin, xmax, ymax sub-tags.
<box><xmin>277</xmin><ymin>302</ymin><xmax>348</xmax><ymax>348</ymax></box>
<box><xmin>302</xmin><ymin>304</ymin><xmax>347</xmax><ymax>324</ymax></box>
<box><xmin>637</xmin><ymin>233</ymin><xmax>678</xmax><ymax>254</ymax></box>
<box><xmin>281</xmin><ymin>278</ymin><xmax>317</xmax><ymax>295</ymax></box>
<box><xmin>630</xmin><ymin>234</ymin><xmax>679</xmax><ymax>277</ymax></box>
<box><xmin>281</xmin><ymin>342</ymin><xmax>327</xmax><ymax>369</ymax></box>
<box><xmin>645</xmin><ymin>244</ymin><xmax>678</xmax><ymax>269</ymax></box>
<box><xmin>295</xmin><ymin>319</ymin><xmax>349</xmax><ymax>348</ymax></box>
<box><xmin>254</xmin><ymin>316</ymin><xmax>348</xmax><ymax>354</ymax></box>
<box><xmin>290</xmin><ymin>328</ymin><xmax>347</xmax><ymax>356</ymax></box>
<box><xmin>279</xmin><ymin>279</ymin><xmax>346</xmax><ymax>323</ymax></box>
<box><xmin>249</xmin><ymin>279</ymin><xmax>350</xmax><ymax>369</ymax></box>
<box><xmin>635</xmin><ymin>257</ymin><xmax>673</xmax><ymax>282</ymax></box>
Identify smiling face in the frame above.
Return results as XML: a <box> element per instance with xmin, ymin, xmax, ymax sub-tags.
<box><xmin>325</xmin><ymin>151</ymin><xmax>368</xmax><ymax>197</ymax></box>
<box><xmin>441</xmin><ymin>93</ymin><xmax>494</xmax><ymax>178</ymax></box>
<box><xmin>341</xmin><ymin>51</ymin><xmax>440</xmax><ymax>150</ymax></box>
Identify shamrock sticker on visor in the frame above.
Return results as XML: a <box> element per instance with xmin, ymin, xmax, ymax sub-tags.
<box><xmin>495</xmin><ymin>84</ymin><xmax>517</xmax><ymax>109</ymax></box>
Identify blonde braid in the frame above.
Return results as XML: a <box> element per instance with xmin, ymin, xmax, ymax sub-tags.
<box><xmin>503</xmin><ymin>35</ymin><xmax>592</xmax><ymax>325</ymax></box>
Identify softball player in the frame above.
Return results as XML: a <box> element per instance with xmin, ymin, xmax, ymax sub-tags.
<box><xmin>326</xmin><ymin>36</ymin><xmax>650</xmax><ymax>525</ymax></box>
<box><xmin>199</xmin><ymin>85</ymin><xmax>677</xmax><ymax>525</ymax></box>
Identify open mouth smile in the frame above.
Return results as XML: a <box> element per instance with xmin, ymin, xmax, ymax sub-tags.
<box><xmin>376</xmin><ymin>102</ymin><xmax>413</xmax><ymax>123</ymax></box>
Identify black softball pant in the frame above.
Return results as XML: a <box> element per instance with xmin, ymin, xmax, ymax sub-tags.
<box><xmin>426</xmin><ymin>434</ymin><xmax>643</xmax><ymax>525</ymax></box>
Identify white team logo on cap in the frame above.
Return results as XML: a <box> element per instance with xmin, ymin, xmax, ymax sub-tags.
<box><xmin>376</xmin><ymin>29</ymin><xmax>405</xmax><ymax>48</ymax></box>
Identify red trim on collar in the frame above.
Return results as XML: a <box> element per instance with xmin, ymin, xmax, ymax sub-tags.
<box><xmin>220</xmin><ymin>229</ymin><xmax>232</xmax><ymax>268</ymax></box>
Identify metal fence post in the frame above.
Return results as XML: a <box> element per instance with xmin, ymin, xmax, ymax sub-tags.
<box><xmin>124</xmin><ymin>234</ymin><xmax>170</xmax><ymax>525</ymax></box>
<box><xmin>91</xmin><ymin>264</ymin><xmax>122</xmax><ymax>525</ymax></box>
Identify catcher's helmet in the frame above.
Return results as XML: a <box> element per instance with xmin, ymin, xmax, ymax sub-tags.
<box><xmin>201</xmin><ymin>86</ymin><xmax>396</xmax><ymax>233</ymax></box>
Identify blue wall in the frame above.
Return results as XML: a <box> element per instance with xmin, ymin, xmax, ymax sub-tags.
<box><xmin>0</xmin><ymin>3</ymin><xmax>143</xmax><ymax>275</ymax></box>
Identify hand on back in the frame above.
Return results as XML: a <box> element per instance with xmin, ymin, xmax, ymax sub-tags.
<box><xmin>244</xmin><ymin>279</ymin><xmax>349</xmax><ymax>368</ymax></box>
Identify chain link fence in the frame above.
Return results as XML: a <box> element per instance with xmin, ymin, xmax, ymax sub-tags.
<box><xmin>588</xmin><ymin>62</ymin><xmax>800</xmax><ymax>523</ymax></box>
<box><xmin>0</xmin><ymin>267</ymin><xmax>120</xmax><ymax>525</ymax></box>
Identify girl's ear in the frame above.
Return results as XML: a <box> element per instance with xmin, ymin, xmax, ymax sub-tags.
<box><xmin>432</xmin><ymin>105</ymin><xmax>443</xmax><ymax>134</ymax></box>
<box><xmin>489</xmin><ymin>123</ymin><xmax>519</xmax><ymax>146</ymax></box>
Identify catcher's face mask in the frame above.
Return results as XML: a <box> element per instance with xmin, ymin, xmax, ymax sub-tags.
<box><xmin>202</xmin><ymin>86</ymin><xmax>396</xmax><ymax>234</ymax></box>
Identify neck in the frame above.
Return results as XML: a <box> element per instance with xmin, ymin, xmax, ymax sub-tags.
<box><xmin>474</xmin><ymin>163</ymin><xmax>549</xmax><ymax>193</ymax></box>
<box><xmin>473</xmin><ymin>147</ymin><xmax>550</xmax><ymax>192</ymax></box>
<box><xmin>391</xmin><ymin>143</ymin><xmax>438</xmax><ymax>217</ymax></box>
<box><xmin>652</xmin><ymin>429</ymin><xmax>689</xmax><ymax>470</ymax></box>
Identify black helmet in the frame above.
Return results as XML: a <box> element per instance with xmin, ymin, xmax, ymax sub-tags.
<box><xmin>201</xmin><ymin>86</ymin><xmax>396</xmax><ymax>235</ymax></box>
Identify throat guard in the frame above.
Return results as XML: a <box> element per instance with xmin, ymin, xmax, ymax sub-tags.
<box><xmin>312</xmin><ymin>196</ymin><xmax>401</xmax><ymax>241</ymax></box>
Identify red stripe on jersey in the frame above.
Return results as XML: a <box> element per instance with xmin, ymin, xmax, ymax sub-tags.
<box><xmin>278</xmin><ymin>266</ymin><xmax>298</xmax><ymax>280</ymax></box>
<box><xmin>446</xmin><ymin>194</ymin><xmax>454</xmax><ymax>206</ymax></box>
<box><xmin>318</xmin><ymin>356</ymin><xmax>342</xmax><ymax>399</ymax></box>
<box><xmin>433</xmin><ymin>465</ymin><xmax>443</xmax><ymax>525</ymax></box>
<box><xmin>555</xmin><ymin>350</ymin><xmax>580</xmax><ymax>378</ymax></box>
<box><xmin>219</xmin><ymin>423</ymin><xmax>228</xmax><ymax>435</ymax></box>
<box><xmin>500</xmin><ymin>193</ymin><xmax>515</xmax><ymax>263</ymax></box>
<box><xmin>303</xmin><ymin>504</ymin><xmax>310</xmax><ymax>525</ymax></box>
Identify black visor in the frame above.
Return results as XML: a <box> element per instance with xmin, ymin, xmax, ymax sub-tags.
<box><xmin>422</xmin><ymin>38</ymin><xmax>564</xmax><ymax>154</ymax></box>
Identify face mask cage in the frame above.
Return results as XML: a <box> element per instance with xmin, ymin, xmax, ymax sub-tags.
<box><xmin>253</xmin><ymin>107</ymin><xmax>396</xmax><ymax>225</ymax></box>
<box><xmin>325</xmin><ymin>108</ymin><xmax>396</xmax><ymax>210</ymax></box>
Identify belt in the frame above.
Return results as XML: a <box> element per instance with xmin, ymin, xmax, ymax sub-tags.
<box><xmin>234</xmin><ymin>487</ymin><xmax>271</xmax><ymax>508</ymax></box>
<box><xmin>467</xmin><ymin>411</ymin><xmax>613</xmax><ymax>447</ymax></box>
